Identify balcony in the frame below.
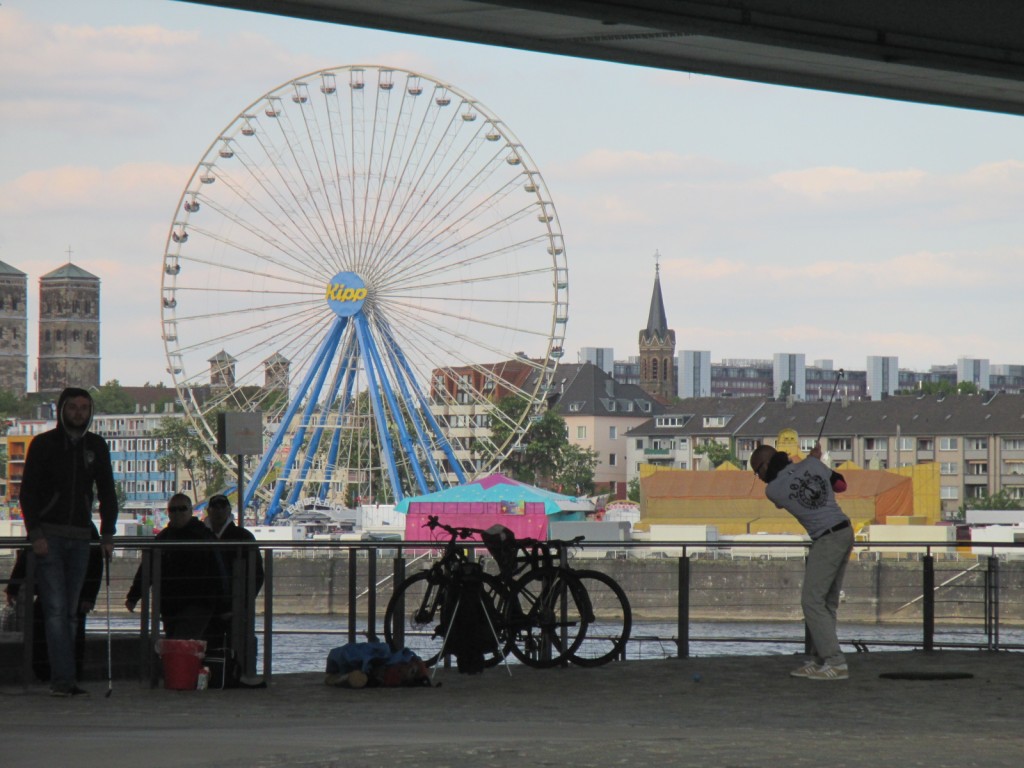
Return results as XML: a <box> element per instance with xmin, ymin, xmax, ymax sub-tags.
<box><xmin>644</xmin><ymin>448</ymin><xmax>671</xmax><ymax>456</ymax></box>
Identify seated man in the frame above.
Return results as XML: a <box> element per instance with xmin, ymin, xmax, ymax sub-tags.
<box><xmin>204</xmin><ymin>494</ymin><xmax>264</xmax><ymax>672</ymax></box>
<box><xmin>126</xmin><ymin>494</ymin><xmax>228</xmax><ymax>641</ymax></box>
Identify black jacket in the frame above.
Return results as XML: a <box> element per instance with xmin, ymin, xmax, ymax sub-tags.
<box><xmin>19</xmin><ymin>387</ymin><xmax>118</xmax><ymax>544</ymax></box>
<box><xmin>127</xmin><ymin>518</ymin><xmax>229</xmax><ymax>619</ymax></box>
<box><xmin>217</xmin><ymin>522</ymin><xmax>265</xmax><ymax>596</ymax></box>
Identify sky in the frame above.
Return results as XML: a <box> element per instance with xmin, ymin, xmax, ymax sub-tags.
<box><xmin>3</xmin><ymin>0</ymin><xmax>1024</xmax><ymax>390</ymax></box>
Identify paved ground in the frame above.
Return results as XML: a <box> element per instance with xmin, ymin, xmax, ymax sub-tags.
<box><xmin>3</xmin><ymin>651</ymin><xmax>1023</xmax><ymax>767</ymax></box>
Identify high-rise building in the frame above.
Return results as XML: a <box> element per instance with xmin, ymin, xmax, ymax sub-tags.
<box><xmin>679</xmin><ymin>350</ymin><xmax>711</xmax><ymax>398</ymax></box>
<box><xmin>638</xmin><ymin>260</ymin><xmax>675</xmax><ymax>401</ymax></box>
<box><xmin>958</xmin><ymin>357</ymin><xmax>990</xmax><ymax>390</ymax></box>
<box><xmin>0</xmin><ymin>260</ymin><xmax>28</xmax><ymax>397</ymax></box>
<box><xmin>579</xmin><ymin>347</ymin><xmax>614</xmax><ymax>376</ymax></box>
<box><xmin>37</xmin><ymin>263</ymin><xmax>100</xmax><ymax>392</ymax></box>
<box><xmin>867</xmin><ymin>356</ymin><xmax>899</xmax><ymax>400</ymax></box>
<box><xmin>772</xmin><ymin>353</ymin><xmax>805</xmax><ymax>399</ymax></box>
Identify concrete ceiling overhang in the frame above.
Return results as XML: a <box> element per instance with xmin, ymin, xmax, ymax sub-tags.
<box><xmin>183</xmin><ymin>0</ymin><xmax>1024</xmax><ymax>116</ymax></box>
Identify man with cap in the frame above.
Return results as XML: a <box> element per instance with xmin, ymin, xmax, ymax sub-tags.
<box><xmin>204</xmin><ymin>494</ymin><xmax>264</xmax><ymax>677</ymax></box>
<box><xmin>750</xmin><ymin>441</ymin><xmax>853</xmax><ymax>681</ymax></box>
<box><xmin>20</xmin><ymin>387</ymin><xmax>118</xmax><ymax>697</ymax></box>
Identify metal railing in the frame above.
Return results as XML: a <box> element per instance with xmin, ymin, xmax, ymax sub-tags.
<box><xmin>2</xmin><ymin>536</ymin><xmax>1023</xmax><ymax>686</ymax></box>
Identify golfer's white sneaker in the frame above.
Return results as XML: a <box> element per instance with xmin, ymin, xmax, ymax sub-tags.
<box><xmin>803</xmin><ymin>662</ymin><xmax>849</xmax><ymax>681</ymax></box>
<box><xmin>789</xmin><ymin>660</ymin><xmax>820</xmax><ymax>678</ymax></box>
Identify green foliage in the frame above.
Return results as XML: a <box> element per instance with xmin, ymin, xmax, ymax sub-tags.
<box><xmin>91</xmin><ymin>380</ymin><xmax>135</xmax><ymax>414</ymax></box>
<box><xmin>627</xmin><ymin>476</ymin><xmax>641</xmax><ymax>503</ymax></box>
<box><xmin>694</xmin><ymin>440</ymin><xmax>741</xmax><ymax>468</ymax></box>
<box><xmin>778</xmin><ymin>380</ymin><xmax>794</xmax><ymax>398</ymax></box>
<box><xmin>489</xmin><ymin>399</ymin><xmax>598</xmax><ymax>492</ymax></box>
<box><xmin>153</xmin><ymin>415</ymin><xmax>226</xmax><ymax>498</ymax></box>
<box><xmin>956</xmin><ymin>381</ymin><xmax>980</xmax><ymax>395</ymax></box>
<box><xmin>555</xmin><ymin>442</ymin><xmax>599</xmax><ymax>496</ymax></box>
<box><xmin>959</xmin><ymin>488</ymin><xmax>1024</xmax><ymax>514</ymax></box>
<box><xmin>0</xmin><ymin>389</ymin><xmax>21</xmax><ymax>416</ymax></box>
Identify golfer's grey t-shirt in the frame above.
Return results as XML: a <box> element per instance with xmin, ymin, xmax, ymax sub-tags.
<box><xmin>765</xmin><ymin>455</ymin><xmax>847</xmax><ymax>539</ymax></box>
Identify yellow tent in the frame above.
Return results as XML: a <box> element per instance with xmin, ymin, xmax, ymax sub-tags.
<box><xmin>639</xmin><ymin>466</ymin><xmax>914</xmax><ymax>536</ymax></box>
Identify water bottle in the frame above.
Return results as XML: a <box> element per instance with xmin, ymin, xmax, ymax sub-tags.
<box><xmin>197</xmin><ymin>666</ymin><xmax>210</xmax><ymax>690</ymax></box>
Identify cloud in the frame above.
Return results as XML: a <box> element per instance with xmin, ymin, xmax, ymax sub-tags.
<box><xmin>0</xmin><ymin>163</ymin><xmax>187</xmax><ymax>215</ymax></box>
<box><xmin>769</xmin><ymin>166</ymin><xmax>927</xmax><ymax>199</ymax></box>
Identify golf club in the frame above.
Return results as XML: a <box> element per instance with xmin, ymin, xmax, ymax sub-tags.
<box><xmin>816</xmin><ymin>368</ymin><xmax>845</xmax><ymax>444</ymax></box>
<box><xmin>105</xmin><ymin>552</ymin><xmax>112</xmax><ymax>698</ymax></box>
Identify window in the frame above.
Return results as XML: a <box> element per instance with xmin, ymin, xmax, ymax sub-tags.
<box><xmin>968</xmin><ymin>438</ymin><xmax>988</xmax><ymax>451</ymax></box>
<box><xmin>827</xmin><ymin>438</ymin><xmax>851</xmax><ymax>451</ymax></box>
<box><xmin>609</xmin><ymin>426</ymin><xmax>617</xmax><ymax>440</ymax></box>
<box><xmin>898</xmin><ymin>437</ymin><xmax>914</xmax><ymax>451</ymax></box>
<box><xmin>917</xmin><ymin>439</ymin><xmax>934</xmax><ymax>451</ymax></box>
<box><xmin>609</xmin><ymin>453</ymin><xmax>617</xmax><ymax>466</ymax></box>
<box><xmin>939</xmin><ymin>437</ymin><xmax>958</xmax><ymax>451</ymax></box>
<box><xmin>940</xmin><ymin>486</ymin><xmax>959</xmax><ymax>500</ymax></box>
<box><xmin>940</xmin><ymin>462</ymin><xmax>958</xmax><ymax>475</ymax></box>
<box><xmin>702</xmin><ymin>416</ymin><xmax>728</xmax><ymax>428</ymax></box>
<box><xmin>967</xmin><ymin>462</ymin><xmax>988</xmax><ymax>476</ymax></box>
<box><xmin>576</xmin><ymin>426</ymin><xmax>587</xmax><ymax>439</ymax></box>
<box><xmin>635</xmin><ymin>439</ymin><xmax>644</xmax><ymax>449</ymax></box>
<box><xmin>1003</xmin><ymin>438</ymin><xmax>1024</xmax><ymax>451</ymax></box>
<box><xmin>656</xmin><ymin>416</ymin><xmax>685</xmax><ymax>427</ymax></box>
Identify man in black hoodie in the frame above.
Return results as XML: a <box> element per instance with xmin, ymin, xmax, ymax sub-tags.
<box><xmin>20</xmin><ymin>387</ymin><xmax>118</xmax><ymax>697</ymax></box>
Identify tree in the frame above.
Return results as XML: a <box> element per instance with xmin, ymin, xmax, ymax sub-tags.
<box><xmin>958</xmin><ymin>489</ymin><xmax>1023</xmax><ymax>518</ymax></box>
<box><xmin>957</xmin><ymin>381</ymin><xmax>980</xmax><ymax>395</ymax></box>
<box><xmin>554</xmin><ymin>443</ymin><xmax>599</xmax><ymax>496</ymax></box>
<box><xmin>488</xmin><ymin>397</ymin><xmax>574</xmax><ymax>487</ymax></box>
<box><xmin>627</xmin><ymin>476</ymin><xmax>641</xmax><ymax>503</ymax></box>
<box><xmin>153</xmin><ymin>416</ymin><xmax>226</xmax><ymax>498</ymax></box>
<box><xmin>779</xmin><ymin>380</ymin><xmax>794</xmax><ymax>399</ymax></box>
<box><xmin>92</xmin><ymin>380</ymin><xmax>135</xmax><ymax>414</ymax></box>
<box><xmin>694</xmin><ymin>440</ymin><xmax>741</xmax><ymax>469</ymax></box>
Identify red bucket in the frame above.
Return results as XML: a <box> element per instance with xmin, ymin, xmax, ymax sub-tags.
<box><xmin>159</xmin><ymin>639</ymin><xmax>207</xmax><ymax>690</ymax></box>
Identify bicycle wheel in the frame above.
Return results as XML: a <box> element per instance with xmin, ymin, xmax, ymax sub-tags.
<box><xmin>567</xmin><ymin>569</ymin><xmax>632</xmax><ymax>667</ymax></box>
<box><xmin>384</xmin><ymin>570</ymin><xmax>510</xmax><ymax>668</ymax></box>
<box><xmin>507</xmin><ymin>567</ymin><xmax>588</xmax><ymax>668</ymax></box>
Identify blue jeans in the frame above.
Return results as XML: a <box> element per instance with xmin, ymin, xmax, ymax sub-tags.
<box><xmin>34</xmin><ymin>536</ymin><xmax>91</xmax><ymax>689</ymax></box>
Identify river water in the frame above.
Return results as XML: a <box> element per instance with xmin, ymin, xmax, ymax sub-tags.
<box><xmin>259</xmin><ymin>616</ymin><xmax>1024</xmax><ymax>674</ymax></box>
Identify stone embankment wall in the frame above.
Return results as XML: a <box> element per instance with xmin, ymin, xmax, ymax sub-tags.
<box><xmin>8</xmin><ymin>552</ymin><xmax>1019</xmax><ymax>624</ymax></box>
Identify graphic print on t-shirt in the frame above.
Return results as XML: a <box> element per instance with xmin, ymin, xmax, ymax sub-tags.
<box><xmin>787</xmin><ymin>470</ymin><xmax>828</xmax><ymax>509</ymax></box>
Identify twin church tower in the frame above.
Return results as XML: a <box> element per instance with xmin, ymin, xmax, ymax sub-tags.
<box><xmin>0</xmin><ymin>260</ymin><xmax>101</xmax><ymax>397</ymax></box>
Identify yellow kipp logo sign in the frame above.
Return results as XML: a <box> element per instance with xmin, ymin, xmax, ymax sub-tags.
<box><xmin>325</xmin><ymin>284</ymin><xmax>368</xmax><ymax>302</ymax></box>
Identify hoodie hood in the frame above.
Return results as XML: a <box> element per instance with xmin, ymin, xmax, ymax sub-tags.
<box><xmin>57</xmin><ymin>386</ymin><xmax>94</xmax><ymax>436</ymax></box>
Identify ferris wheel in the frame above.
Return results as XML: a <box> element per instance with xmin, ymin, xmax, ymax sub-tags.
<box><xmin>160</xmin><ymin>65</ymin><xmax>568</xmax><ymax>522</ymax></box>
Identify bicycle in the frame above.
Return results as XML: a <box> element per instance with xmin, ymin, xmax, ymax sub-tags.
<box><xmin>383</xmin><ymin>518</ymin><xmax>510</xmax><ymax>670</ymax></box>
<box><xmin>483</xmin><ymin>526</ymin><xmax>631</xmax><ymax>667</ymax></box>
<box><xmin>384</xmin><ymin>517</ymin><xmax>589</xmax><ymax>669</ymax></box>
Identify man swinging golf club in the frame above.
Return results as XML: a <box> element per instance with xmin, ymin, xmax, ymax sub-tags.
<box><xmin>750</xmin><ymin>439</ymin><xmax>853</xmax><ymax>681</ymax></box>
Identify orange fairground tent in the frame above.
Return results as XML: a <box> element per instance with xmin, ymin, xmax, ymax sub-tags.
<box><xmin>638</xmin><ymin>466</ymin><xmax>914</xmax><ymax>536</ymax></box>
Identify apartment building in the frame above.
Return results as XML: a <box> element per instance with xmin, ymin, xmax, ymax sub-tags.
<box><xmin>625</xmin><ymin>393</ymin><xmax>1024</xmax><ymax>519</ymax></box>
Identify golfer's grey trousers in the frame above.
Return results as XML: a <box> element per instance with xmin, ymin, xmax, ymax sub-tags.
<box><xmin>802</xmin><ymin>525</ymin><xmax>854</xmax><ymax>665</ymax></box>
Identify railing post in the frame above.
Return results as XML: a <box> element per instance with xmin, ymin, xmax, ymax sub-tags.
<box><xmin>391</xmin><ymin>549</ymin><xmax>406</xmax><ymax>649</ymax></box>
<box><xmin>22</xmin><ymin>551</ymin><xmax>35</xmax><ymax>688</ymax></box>
<box><xmin>677</xmin><ymin>550</ymin><xmax>689</xmax><ymax>659</ymax></box>
<box><xmin>347</xmin><ymin>548</ymin><xmax>358</xmax><ymax>644</ymax></box>
<box><xmin>263</xmin><ymin>549</ymin><xmax>273</xmax><ymax>684</ymax></box>
<box><xmin>366</xmin><ymin>547</ymin><xmax>378</xmax><ymax>641</ymax></box>
<box><xmin>922</xmin><ymin>553</ymin><xmax>934</xmax><ymax>652</ymax></box>
<box><xmin>987</xmin><ymin>555</ymin><xmax>999</xmax><ymax>650</ymax></box>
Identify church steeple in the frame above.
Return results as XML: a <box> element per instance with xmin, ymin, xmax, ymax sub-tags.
<box><xmin>638</xmin><ymin>251</ymin><xmax>676</xmax><ymax>401</ymax></box>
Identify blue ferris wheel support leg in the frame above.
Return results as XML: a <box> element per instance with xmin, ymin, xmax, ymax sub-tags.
<box><xmin>380</xmin><ymin>321</ymin><xmax>466</xmax><ymax>487</ymax></box>
<box><xmin>318</xmin><ymin>362</ymin><xmax>358</xmax><ymax>503</ymax></box>
<box><xmin>266</xmin><ymin>323</ymin><xmax>342</xmax><ymax>520</ymax></box>
<box><xmin>246</xmin><ymin>315</ymin><xmax>346</xmax><ymax>524</ymax></box>
<box><xmin>284</xmin><ymin>346</ymin><xmax>350</xmax><ymax>509</ymax></box>
<box><xmin>352</xmin><ymin>315</ymin><xmax>406</xmax><ymax>502</ymax></box>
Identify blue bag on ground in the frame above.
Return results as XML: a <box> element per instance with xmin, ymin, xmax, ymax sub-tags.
<box><xmin>326</xmin><ymin>641</ymin><xmax>430</xmax><ymax>687</ymax></box>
